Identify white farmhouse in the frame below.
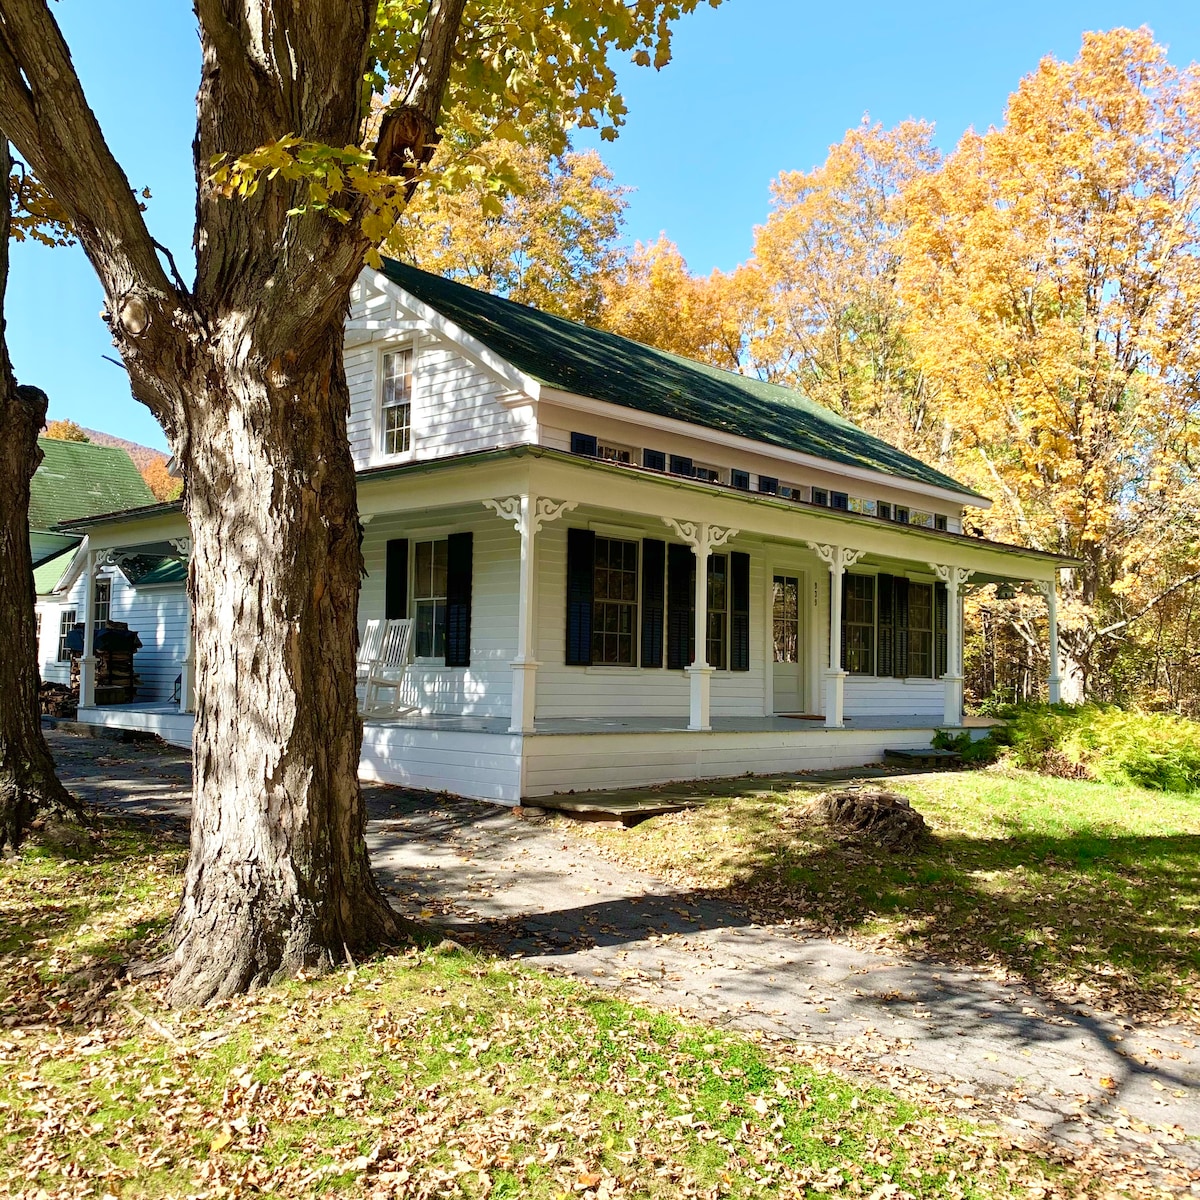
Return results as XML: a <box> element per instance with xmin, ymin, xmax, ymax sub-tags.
<box><xmin>40</xmin><ymin>261</ymin><xmax>1071</xmax><ymax>803</ymax></box>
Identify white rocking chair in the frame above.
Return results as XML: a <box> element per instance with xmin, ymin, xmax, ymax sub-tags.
<box><xmin>360</xmin><ymin>618</ymin><xmax>418</xmax><ymax>717</ymax></box>
<box><xmin>356</xmin><ymin>618</ymin><xmax>386</xmax><ymax>684</ymax></box>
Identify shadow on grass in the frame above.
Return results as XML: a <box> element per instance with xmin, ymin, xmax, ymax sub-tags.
<box><xmin>0</xmin><ymin>816</ymin><xmax>185</xmax><ymax>1027</ymax></box>
<box><xmin>720</xmin><ymin>826</ymin><xmax>1200</xmax><ymax>1010</ymax></box>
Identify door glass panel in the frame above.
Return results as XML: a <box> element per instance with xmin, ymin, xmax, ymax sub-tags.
<box><xmin>772</xmin><ymin>575</ymin><xmax>799</xmax><ymax>663</ymax></box>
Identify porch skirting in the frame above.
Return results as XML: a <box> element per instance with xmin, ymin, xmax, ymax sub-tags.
<box><xmin>72</xmin><ymin>705</ymin><xmax>966</xmax><ymax>805</ymax></box>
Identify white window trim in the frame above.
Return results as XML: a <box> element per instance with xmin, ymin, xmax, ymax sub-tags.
<box><xmin>374</xmin><ymin>334</ymin><xmax>420</xmax><ymax>466</ymax></box>
<box><xmin>410</xmin><ymin>534</ymin><xmax>448</xmax><ymax>665</ymax></box>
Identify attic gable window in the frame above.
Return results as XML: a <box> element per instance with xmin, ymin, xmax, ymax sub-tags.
<box><xmin>381</xmin><ymin>347</ymin><xmax>413</xmax><ymax>456</ymax></box>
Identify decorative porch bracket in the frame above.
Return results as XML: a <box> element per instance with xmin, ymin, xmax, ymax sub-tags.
<box><xmin>806</xmin><ymin>543</ymin><xmax>865</xmax><ymax>729</ymax></box>
<box><xmin>169</xmin><ymin>538</ymin><xmax>196</xmax><ymax>714</ymax></box>
<box><xmin>484</xmin><ymin>495</ymin><xmax>578</xmax><ymax>733</ymax></box>
<box><xmin>929</xmin><ymin>564</ymin><xmax>974</xmax><ymax>726</ymax></box>
<box><xmin>1038</xmin><ymin>577</ymin><xmax>1062</xmax><ymax>704</ymax></box>
<box><xmin>664</xmin><ymin>519</ymin><xmax>739</xmax><ymax>731</ymax></box>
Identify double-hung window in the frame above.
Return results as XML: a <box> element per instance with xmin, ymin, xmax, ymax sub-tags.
<box><xmin>842</xmin><ymin>574</ymin><xmax>875</xmax><ymax>675</ymax></box>
<box><xmin>57</xmin><ymin>610</ymin><xmax>76</xmax><ymax>662</ymax></box>
<box><xmin>706</xmin><ymin>555</ymin><xmax>729</xmax><ymax>669</ymax></box>
<box><xmin>94</xmin><ymin>578</ymin><xmax>111</xmax><ymax>630</ymax></box>
<box><xmin>381</xmin><ymin>347</ymin><xmax>413</xmax><ymax>456</ymax></box>
<box><xmin>907</xmin><ymin>582</ymin><xmax>934</xmax><ymax>677</ymax></box>
<box><xmin>592</xmin><ymin>537</ymin><xmax>638</xmax><ymax>665</ymax></box>
<box><xmin>412</xmin><ymin>538</ymin><xmax>448</xmax><ymax>658</ymax></box>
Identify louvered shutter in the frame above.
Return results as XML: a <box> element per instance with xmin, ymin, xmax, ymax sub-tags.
<box><xmin>444</xmin><ymin>532</ymin><xmax>473</xmax><ymax>667</ymax></box>
<box><xmin>934</xmin><ymin>581</ymin><xmax>949</xmax><ymax>678</ymax></box>
<box><xmin>385</xmin><ymin>539</ymin><xmax>408</xmax><ymax>620</ymax></box>
<box><xmin>893</xmin><ymin>576</ymin><xmax>910</xmax><ymax>678</ymax></box>
<box><xmin>666</xmin><ymin>543</ymin><xmax>694</xmax><ymax>670</ymax></box>
<box><xmin>876</xmin><ymin>573</ymin><xmax>894</xmax><ymax>677</ymax></box>
<box><xmin>730</xmin><ymin>551</ymin><xmax>750</xmax><ymax>671</ymax></box>
<box><xmin>565</xmin><ymin>528</ymin><xmax>595</xmax><ymax>666</ymax></box>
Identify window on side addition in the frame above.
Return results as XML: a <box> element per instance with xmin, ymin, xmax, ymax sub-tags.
<box><xmin>381</xmin><ymin>347</ymin><xmax>413</xmax><ymax>455</ymax></box>
<box><xmin>57</xmin><ymin>609</ymin><xmax>76</xmax><ymax>663</ymax></box>
<box><xmin>94</xmin><ymin>578</ymin><xmax>111</xmax><ymax>630</ymax></box>
<box><xmin>412</xmin><ymin>538</ymin><xmax>448</xmax><ymax>658</ymax></box>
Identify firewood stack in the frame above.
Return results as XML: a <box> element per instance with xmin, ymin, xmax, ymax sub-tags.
<box><xmin>65</xmin><ymin>620</ymin><xmax>143</xmax><ymax>705</ymax></box>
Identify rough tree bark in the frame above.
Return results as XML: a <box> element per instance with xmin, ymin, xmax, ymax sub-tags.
<box><xmin>0</xmin><ymin>1</ymin><xmax>463</xmax><ymax>1002</ymax></box>
<box><xmin>0</xmin><ymin>139</ymin><xmax>81</xmax><ymax>852</ymax></box>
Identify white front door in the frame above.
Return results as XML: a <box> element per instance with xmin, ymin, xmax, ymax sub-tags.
<box><xmin>772</xmin><ymin>573</ymin><xmax>803</xmax><ymax>713</ymax></box>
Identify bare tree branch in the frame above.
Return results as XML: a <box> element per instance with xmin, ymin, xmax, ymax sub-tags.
<box><xmin>1096</xmin><ymin>571</ymin><xmax>1200</xmax><ymax>639</ymax></box>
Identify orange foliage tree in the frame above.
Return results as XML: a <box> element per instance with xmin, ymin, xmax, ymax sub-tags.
<box><xmin>902</xmin><ymin>27</ymin><xmax>1200</xmax><ymax>704</ymax></box>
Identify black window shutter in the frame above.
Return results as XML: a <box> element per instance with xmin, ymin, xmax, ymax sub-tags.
<box><xmin>565</xmin><ymin>528</ymin><xmax>596</xmax><ymax>666</ymax></box>
<box><xmin>640</xmin><ymin>538</ymin><xmax>665</xmax><ymax>668</ymax></box>
<box><xmin>893</xmin><ymin>576</ymin><xmax>910</xmax><ymax>678</ymax></box>
<box><xmin>839</xmin><ymin>574</ymin><xmax>850</xmax><ymax>672</ymax></box>
<box><xmin>876</xmin><ymin>573</ymin><xmax>895</xmax><ymax>677</ymax></box>
<box><xmin>385</xmin><ymin>539</ymin><xmax>409</xmax><ymax>620</ymax></box>
<box><xmin>730</xmin><ymin>551</ymin><xmax>750</xmax><ymax>672</ymax></box>
<box><xmin>669</xmin><ymin>455</ymin><xmax>694</xmax><ymax>477</ymax></box>
<box><xmin>444</xmin><ymin>532</ymin><xmax>473</xmax><ymax>667</ymax></box>
<box><xmin>570</xmin><ymin>432</ymin><xmax>598</xmax><ymax>456</ymax></box>
<box><xmin>934</xmin><ymin>581</ymin><xmax>949</xmax><ymax>678</ymax></box>
<box><xmin>666</xmin><ymin>543</ymin><xmax>694</xmax><ymax>670</ymax></box>
<box><xmin>643</xmin><ymin>448</ymin><xmax>666</xmax><ymax>471</ymax></box>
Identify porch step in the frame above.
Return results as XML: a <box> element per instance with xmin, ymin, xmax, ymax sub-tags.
<box><xmin>522</xmin><ymin>792</ymin><xmax>696</xmax><ymax>828</ymax></box>
<box><xmin>883</xmin><ymin>747</ymin><xmax>962</xmax><ymax>768</ymax></box>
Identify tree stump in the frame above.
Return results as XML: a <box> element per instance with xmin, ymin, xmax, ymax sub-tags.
<box><xmin>811</xmin><ymin>789</ymin><xmax>927</xmax><ymax>850</ymax></box>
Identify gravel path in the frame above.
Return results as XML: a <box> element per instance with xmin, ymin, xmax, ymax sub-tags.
<box><xmin>47</xmin><ymin>726</ymin><xmax>1200</xmax><ymax>1186</ymax></box>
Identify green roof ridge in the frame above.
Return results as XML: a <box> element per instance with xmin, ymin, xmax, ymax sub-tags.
<box><xmin>379</xmin><ymin>258</ymin><xmax>985</xmax><ymax>501</ymax></box>
<box><xmin>30</xmin><ymin>438</ymin><xmax>157</xmax><ymax>532</ymax></box>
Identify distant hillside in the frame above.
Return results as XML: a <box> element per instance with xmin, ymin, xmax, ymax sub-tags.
<box><xmin>81</xmin><ymin>428</ymin><xmax>168</xmax><ymax>473</ymax></box>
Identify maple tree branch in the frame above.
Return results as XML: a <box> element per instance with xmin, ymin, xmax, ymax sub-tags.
<box><xmin>1096</xmin><ymin>571</ymin><xmax>1200</xmax><ymax>639</ymax></box>
<box><xmin>375</xmin><ymin>0</ymin><xmax>468</xmax><ymax>199</ymax></box>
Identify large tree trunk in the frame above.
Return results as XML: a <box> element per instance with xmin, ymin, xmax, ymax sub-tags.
<box><xmin>0</xmin><ymin>139</ymin><xmax>81</xmax><ymax>852</ymax></box>
<box><xmin>0</xmin><ymin>0</ymin><xmax>462</xmax><ymax>1005</ymax></box>
<box><xmin>166</xmin><ymin>320</ymin><xmax>404</xmax><ymax>1003</ymax></box>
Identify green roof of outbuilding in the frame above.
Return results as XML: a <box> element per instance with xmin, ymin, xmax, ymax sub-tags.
<box><xmin>32</xmin><ymin>543</ymin><xmax>77</xmax><ymax>596</ymax></box>
<box><xmin>30</xmin><ymin>438</ymin><xmax>156</xmax><ymax>532</ymax></box>
<box><xmin>380</xmin><ymin>259</ymin><xmax>986</xmax><ymax>501</ymax></box>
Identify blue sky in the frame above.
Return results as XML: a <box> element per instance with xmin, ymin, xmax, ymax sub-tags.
<box><xmin>9</xmin><ymin>0</ymin><xmax>1200</xmax><ymax>451</ymax></box>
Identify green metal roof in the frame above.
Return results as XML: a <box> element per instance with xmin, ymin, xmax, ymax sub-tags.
<box><xmin>32</xmin><ymin>542</ymin><xmax>77</xmax><ymax>595</ymax></box>
<box><xmin>380</xmin><ymin>259</ymin><xmax>986</xmax><ymax>501</ymax></box>
<box><xmin>30</xmin><ymin>438</ymin><xmax>156</xmax><ymax>532</ymax></box>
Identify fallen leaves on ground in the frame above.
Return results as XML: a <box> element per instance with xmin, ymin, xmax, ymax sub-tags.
<box><xmin>1</xmin><ymin>816</ymin><xmax>1184</xmax><ymax>1199</ymax></box>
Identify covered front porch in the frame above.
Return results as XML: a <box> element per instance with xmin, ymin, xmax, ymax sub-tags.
<box><xmin>66</xmin><ymin>447</ymin><xmax>1070</xmax><ymax>804</ymax></box>
<box><xmin>71</xmin><ymin>702</ymin><xmax>985</xmax><ymax>804</ymax></box>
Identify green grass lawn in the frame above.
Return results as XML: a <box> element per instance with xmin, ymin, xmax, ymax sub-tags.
<box><xmin>575</xmin><ymin>768</ymin><xmax>1200</xmax><ymax>1025</ymax></box>
<box><xmin>0</xmin><ymin>816</ymin><xmax>1125</xmax><ymax>1199</ymax></box>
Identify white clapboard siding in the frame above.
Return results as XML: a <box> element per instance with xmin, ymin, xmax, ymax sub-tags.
<box><xmin>37</xmin><ymin>571</ymin><xmax>188</xmax><ymax>703</ymax></box>
<box><xmin>533</xmin><ymin>518</ymin><xmax>767</xmax><ymax>720</ymax></box>
<box><xmin>346</xmin><ymin>280</ymin><xmax>535</xmax><ymax>469</ymax></box>
<box><xmin>843</xmin><ymin>677</ymin><xmax>945</xmax><ymax>719</ymax></box>
<box><xmin>519</xmin><ymin>726</ymin><xmax>939</xmax><ymax>799</ymax></box>
<box><xmin>358</xmin><ymin>514</ymin><xmax>516</xmax><ymax>718</ymax></box>
<box><xmin>360</xmin><ymin>725</ymin><xmax>522</xmax><ymax>803</ymax></box>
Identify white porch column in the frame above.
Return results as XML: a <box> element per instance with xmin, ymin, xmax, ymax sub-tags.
<box><xmin>485</xmin><ymin>495</ymin><xmax>577</xmax><ymax>733</ymax></box>
<box><xmin>78</xmin><ymin>546</ymin><xmax>98</xmax><ymax>708</ymax></box>
<box><xmin>1042</xmin><ymin>577</ymin><xmax>1062</xmax><ymax>703</ymax></box>
<box><xmin>170</xmin><ymin>538</ymin><xmax>195</xmax><ymax>713</ymax></box>
<box><xmin>930</xmin><ymin>564</ymin><xmax>974</xmax><ymax>726</ymax></box>
<box><xmin>807</xmin><ymin>543</ymin><xmax>864</xmax><ymax>729</ymax></box>
<box><xmin>664</xmin><ymin>519</ymin><xmax>738</xmax><ymax>731</ymax></box>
